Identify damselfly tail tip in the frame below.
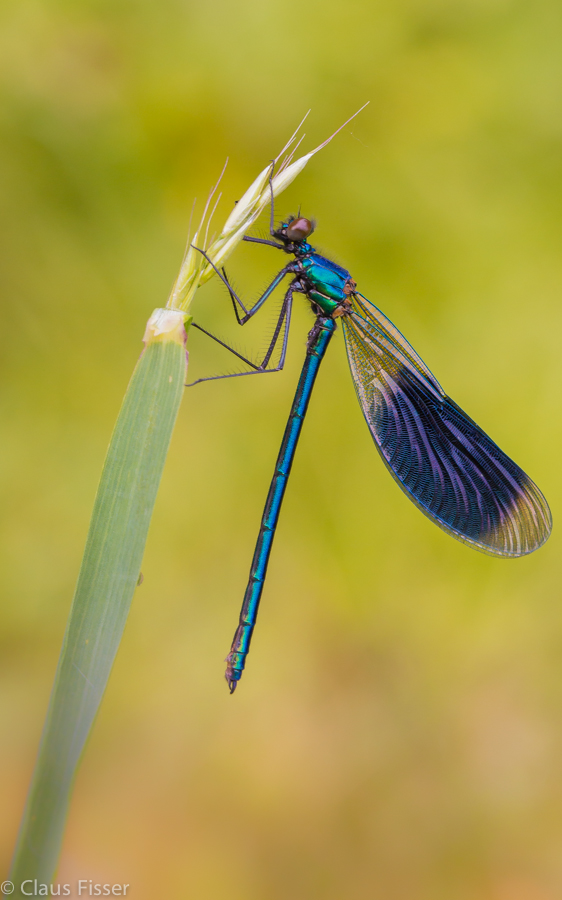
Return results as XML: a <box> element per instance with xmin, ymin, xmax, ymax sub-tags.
<box><xmin>225</xmin><ymin>660</ymin><xmax>239</xmax><ymax>693</ymax></box>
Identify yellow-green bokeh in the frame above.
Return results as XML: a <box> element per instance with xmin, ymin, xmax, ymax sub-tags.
<box><xmin>1</xmin><ymin>1</ymin><xmax>562</xmax><ymax>898</ymax></box>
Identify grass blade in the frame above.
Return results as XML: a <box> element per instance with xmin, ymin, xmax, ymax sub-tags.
<box><xmin>9</xmin><ymin>309</ymin><xmax>188</xmax><ymax>890</ymax></box>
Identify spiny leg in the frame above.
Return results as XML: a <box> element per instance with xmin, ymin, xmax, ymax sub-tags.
<box><xmin>242</xmin><ymin>236</ymin><xmax>284</xmax><ymax>249</ymax></box>
<box><xmin>219</xmin><ymin>265</ymin><xmax>285</xmax><ymax>328</ymax></box>
<box><xmin>192</xmin><ymin>244</ymin><xmax>294</xmax><ymax>324</ymax></box>
<box><xmin>189</xmin><ymin>166</ymin><xmax>294</xmax><ymax>384</ymax></box>
<box><xmin>187</xmin><ymin>286</ymin><xmax>295</xmax><ymax>386</ymax></box>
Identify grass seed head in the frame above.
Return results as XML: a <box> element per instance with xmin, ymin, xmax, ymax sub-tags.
<box><xmin>168</xmin><ymin>104</ymin><xmax>369</xmax><ymax>312</ymax></box>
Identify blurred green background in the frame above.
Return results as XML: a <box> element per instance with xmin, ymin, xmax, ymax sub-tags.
<box><xmin>1</xmin><ymin>0</ymin><xmax>562</xmax><ymax>897</ymax></box>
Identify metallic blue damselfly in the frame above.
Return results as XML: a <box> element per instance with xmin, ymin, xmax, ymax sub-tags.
<box><xmin>192</xmin><ymin>213</ymin><xmax>551</xmax><ymax>692</ymax></box>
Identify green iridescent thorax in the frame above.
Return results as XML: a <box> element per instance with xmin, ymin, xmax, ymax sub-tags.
<box><xmin>299</xmin><ymin>252</ymin><xmax>353</xmax><ymax>315</ymax></box>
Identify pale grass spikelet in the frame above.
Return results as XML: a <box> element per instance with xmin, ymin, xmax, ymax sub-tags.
<box><xmin>167</xmin><ymin>104</ymin><xmax>369</xmax><ymax>313</ymax></box>
<box><xmin>221</xmin><ymin>164</ymin><xmax>272</xmax><ymax>234</ymax></box>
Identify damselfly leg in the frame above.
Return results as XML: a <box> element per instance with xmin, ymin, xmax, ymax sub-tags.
<box><xmin>188</xmin><ymin>285</ymin><xmax>295</xmax><ymax>386</ymax></box>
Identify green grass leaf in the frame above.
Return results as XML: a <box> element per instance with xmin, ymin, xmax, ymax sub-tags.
<box><xmin>10</xmin><ymin>310</ymin><xmax>188</xmax><ymax>889</ymax></box>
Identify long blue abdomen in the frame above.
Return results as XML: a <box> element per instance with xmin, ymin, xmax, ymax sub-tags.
<box><xmin>225</xmin><ymin>316</ymin><xmax>336</xmax><ymax>691</ymax></box>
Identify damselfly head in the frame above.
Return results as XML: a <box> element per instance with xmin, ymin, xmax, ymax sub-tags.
<box><xmin>282</xmin><ymin>216</ymin><xmax>315</xmax><ymax>242</ymax></box>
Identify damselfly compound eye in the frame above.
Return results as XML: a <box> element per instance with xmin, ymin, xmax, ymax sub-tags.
<box><xmin>285</xmin><ymin>217</ymin><xmax>314</xmax><ymax>241</ymax></box>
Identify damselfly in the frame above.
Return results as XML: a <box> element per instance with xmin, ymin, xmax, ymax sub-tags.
<box><xmin>192</xmin><ymin>207</ymin><xmax>551</xmax><ymax>692</ymax></box>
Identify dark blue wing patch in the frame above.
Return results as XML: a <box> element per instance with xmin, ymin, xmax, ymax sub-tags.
<box><xmin>343</xmin><ymin>297</ymin><xmax>551</xmax><ymax>557</ymax></box>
